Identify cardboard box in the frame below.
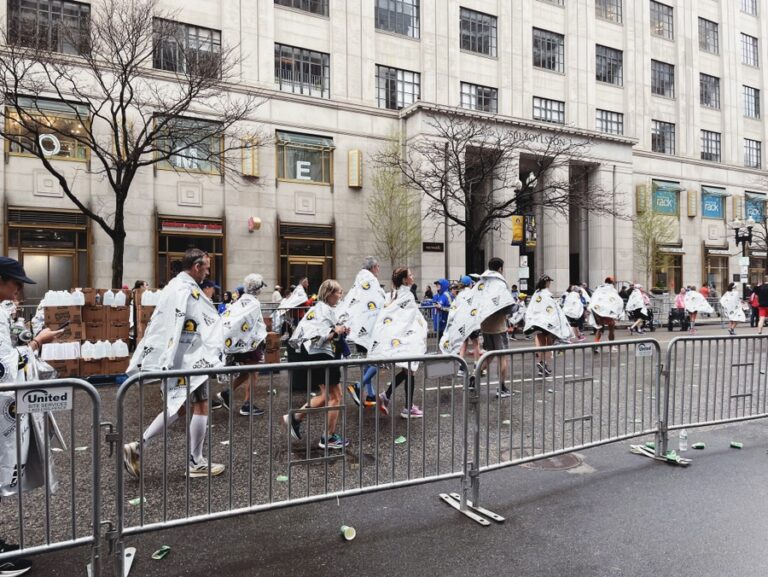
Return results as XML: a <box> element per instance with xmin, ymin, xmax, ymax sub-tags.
<box><xmin>108</xmin><ymin>322</ymin><xmax>130</xmax><ymax>341</ymax></box>
<box><xmin>105</xmin><ymin>357</ymin><xmax>129</xmax><ymax>375</ymax></box>
<box><xmin>82</xmin><ymin>305</ymin><xmax>107</xmax><ymax>324</ymax></box>
<box><xmin>75</xmin><ymin>288</ymin><xmax>98</xmax><ymax>306</ymax></box>
<box><xmin>108</xmin><ymin>306</ymin><xmax>130</xmax><ymax>324</ymax></box>
<box><xmin>265</xmin><ymin>332</ymin><xmax>281</xmax><ymax>353</ymax></box>
<box><xmin>264</xmin><ymin>317</ymin><xmax>273</xmax><ymax>332</ymax></box>
<box><xmin>84</xmin><ymin>322</ymin><xmax>107</xmax><ymax>341</ymax></box>
<box><xmin>138</xmin><ymin>306</ymin><xmax>155</xmax><ymax>323</ymax></box>
<box><xmin>47</xmin><ymin>359</ymin><xmax>80</xmax><ymax>379</ymax></box>
<box><xmin>79</xmin><ymin>358</ymin><xmax>106</xmax><ymax>377</ymax></box>
<box><xmin>45</xmin><ymin>305</ymin><xmax>85</xmax><ymax>342</ymax></box>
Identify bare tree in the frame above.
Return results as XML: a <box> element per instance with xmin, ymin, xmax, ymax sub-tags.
<box><xmin>0</xmin><ymin>0</ymin><xmax>264</xmax><ymax>286</ymax></box>
<box><xmin>367</xmin><ymin>138</ymin><xmax>422</xmax><ymax>269</ymax></box>
<box><xmin>376</xmin><ymin>110</ymin><xmax>623</xmax><ymax>272</ymax></box>
<box><xmin>634</xmin><ymin>208</ymin><xmax>676</xmax><ymax>290</ymax></box>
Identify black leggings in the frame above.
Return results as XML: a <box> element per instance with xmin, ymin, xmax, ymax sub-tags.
<box><xmin>385</xmin><ymin>370</ymin><xmax>415</xmax><ymax>407</ymax></box>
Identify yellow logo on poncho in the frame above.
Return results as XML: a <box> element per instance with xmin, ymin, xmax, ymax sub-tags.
<box><xmin>191</xmin><ymin>289</ymin><xmax>200</xmax><ymax>300</ymax></box>
<box><xmin>225</xmin><ymin>338</ymin><xmax>232</xmax><ymax>348</ymax></box>
<box><xmin>306</xmin><ymin>311</ymin><xmax>316</xmax><ymax>320</ymax></box>
<box><xmin>183</xmin><ymin>319</ymin><xmax>198</xmax><ymax>332</ymax></box>
<box><xmin>470</xmin><ymin>308</ymin><xmax>478</xmax><ymax>316</ymax></box>
<box><xmin>241</xmin><ymin>322</ymin><xmax>250</xmax><ymax>332</ymax></box>
<box><xmin>477</xmin><ymin>283</ymin><xmax>485</xmax><ymax>291</ymax></box>
<box><xmin>367</xmin><ymin>302</ymin><xmax>376</xmax><ymax>310</ymax></box>
<box><xmin>390</xmin><ymin>338</ymin><xmax>401</xmax><ymax>348</ymax></box>
<box><xmin>546</xmin><ymin>306</ymin><xmax>553</xmax><ymax>314</ymax></box>
<box><xmin>383</xmin><ymin>317</ymin><xmax>393</xmax><ymax>325</ymax></box>
<box><xmin>535</xmin><ymin>295</ymin><xmax>542</xmax><ymax>303</ymax></box>
<box><xmin>362</xmin><ymin>282</ymin><xmax>371</xmax><ymax>290</ymax></box>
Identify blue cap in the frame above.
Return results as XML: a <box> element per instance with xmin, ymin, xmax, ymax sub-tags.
<box><xmin>200</xmin><ymin>280</ymin><xmax>220</xmax><ymax>290</ymax></box>
<box><xmin>460</xmin><ymin>275</ymin><xmax>472</xmax><ymax>287</ymax></box>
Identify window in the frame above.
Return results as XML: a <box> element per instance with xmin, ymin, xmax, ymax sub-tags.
<box><xmin>745</xmin><ymin>139</ymin><xmax>762</xmax><ymax>168</ymax></box>
<box><xmin>698</xmin><ymin>18</ymin><xmax>719</xmax><ymax>54</ymax></box>
<box><xmin>274</xmin><ymin>44</ymin><xmax>330</xmax><ymax>98</ymax></box>
<box><xmin>274</xmin><ymin>0</ymin><xmax>329</xmax><ymax>16</ymax></box>
<box><xmin>651</xmin><ymin>120</ymin><xmax>675</xmax><ymax>154</ymax></box>
<box><xmin>153</xmin><ymin>20</ymin><xmax>222</xmax><ymax>77</ymax></box>
<box><xmin>533</xmin><ymin>97</ymin><xmax>565</xmax><ymax>124</ymax></box>
<box><xmin>533</xmin><ymin>28</ymin><xmax>565</xmax><ymax>73</ymax></box>
<box><xmin>374</xmin><ymin>0</ymin><xmax>419</xmax><ymax>38</ymax></box>
<box><xmin>742</xmin><ymin>33</ymin><xmax>759</xmax><ymax>67</ymax></box>
<box><xmin>596</xmin><ymin>0</ymin><xmax>622</xmax><ymax>23</ymax></box>
<box><xmin>460</xmin><ymin>8</ymin><xmax>497</xmax><ymax>57</ymax></box>
<box><xmin>276</xmin><ymin>131</ymin><xmax>334</xmax><ymax>184</ymax></box>
<box><xmin>744</xmin><ymin>85</ymin><xmax>760</xmax><ymax>118</ymax></box>
<box><xmin>156</xmin><ymin>118</ymin><xmax>222</xmax><ymax>174</ymax></box>
<box><xmin>699</xmin><ymin>74</ymin><xmax>720</xmax><ymax>109</ymax></box>
<box><xmin>460</xmin><ymin>82</ymin><xmax>498</xmax><ymax>113</ymax></box>
<box><xmin>6</xmin><ymin>97</ymin><xmax>89</xmax><ymax>161</ymax></box>
<box><xmin>596</xmin><ymin>109</ymin><xmax>623</xmax><ymax>135</ymax></box>
<box><xmin>701</xmin><ymin>188</ymin><xmax>725</xmax><ymax>220</ymax></box>
<box><xmin>376</xmin><ymin>65</ymin><xmax>420</xmax><ymax>109</ymax></box>
<box><xmin>596</xmin><ymin>45</ymin><xmax>623</xmax><ymax>85</ymax></box>
<box><xmin>650</xmin><ymin>1</ymin><xmax>673</xmax><ymax>40</ymax></box>
<box><xmin>7</xmin><ymin>0</ymin><xmax>90</xmax><ymax>54</ymax></box>
<box><xmin>651</xmin><ymin>60</ymin><xmax>675</xmax><ymax>98</ymax></box>
<box><xmin>741</xmin><ymin>0</ymin><xmax>758</xmax><ymax>16</ymax></box>
<box><xmin>701</xmin><ymin>130</ymin><xmax>721</xmax><ymax>162</ymax></box>
<box><xmin>746</xmin><ymin>194</ymin><xmax>765</xmax><ymax>221</ymax></box>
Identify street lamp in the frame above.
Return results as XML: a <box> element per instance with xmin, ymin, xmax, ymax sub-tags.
<box><xmin>732</xmin><ymin>217</ymin><xmax>756</xmax><ymax>256</ymax></box>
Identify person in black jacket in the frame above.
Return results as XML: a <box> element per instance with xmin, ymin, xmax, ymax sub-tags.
<box><xmin>757</xmin><ymin>278</ymin><xmax>768</xmax><ymax>334</ymax></box>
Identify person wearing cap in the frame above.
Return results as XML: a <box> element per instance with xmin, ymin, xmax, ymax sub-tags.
<box><xmin>272</xmin><ymin>285</ymin><xmax>283</xmax><ymax>303</ymax></box>
<box><xmin>200</xmin><ymin>279</ymin><xmax>219</xmax><ymax>301</ymax></box>
<box><xmin>0</xmin><ymin>257</ymin><xmax>63</xmax><ymax>576</ymax></box>
<box><xmin>479</xmin><ymin>258</ymin><xmax>513</xmax><ymax>398</ymax></box>
<box><xmin>455</xmin><ymin>275</ymin><xmax>482</xmax><ymax>374</ymax></box>
<box><xmin>217</xmin><ymin>274</ymin><xmax>269</xmax><ymax>417</ymax></box>
<box><xmin>433</xmin><ymin>279</ymin><xmax>453</xmax><ymax>347</ymax></box>
<box><xmin>524</xmin><ymin>274</ymin><xmax>571</xmax><ymax>376</ymax></box>
<box><xmin>587</xmin><ymin>276</ymin><xmax>624</xmax><ymax>352</ymax></box>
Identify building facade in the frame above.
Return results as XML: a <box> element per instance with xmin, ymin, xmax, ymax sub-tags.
<box><xmin>1</xmin><ymin>0</ymin><xmax>766</xmax><ymax>300</ymax></box>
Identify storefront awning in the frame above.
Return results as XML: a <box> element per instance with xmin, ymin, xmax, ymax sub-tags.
<box><xmin>652</xmin><ymin>180</ymin><xmax>683</xmax><ymax>193</ymax></box>
<box><xmin>276</xmin><ymin>131</ymin><xmax>335</xmax><ymax>149</ymax></box>
<box><xmin>16</xmin><ymin>96</ymin><xmax>89</xmax><ymax>117</ymax></box>
<box><xmin>702</xmin><ymin>186</ymin><xmax>729</xmax><ymax>197</ymax></box>
<box><xmin>746</xmin><ymin>191</ymin><xmax>767</xmax><ymax>201</ymax></box>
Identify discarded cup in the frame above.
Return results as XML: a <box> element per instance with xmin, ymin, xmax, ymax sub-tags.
<box><xmin>340</xmin><ymin>525</ymin><xmax>356</xmax><ymax>541</ymax></box>
<box><xmin>151</xmin><ymin>545</ymin><xmax>171</xmax><ymax>560</ymax></box>
<box><xmin>730</xmin><ymin>441</ymin><xmax>744</xmax><ymax>449</ymax></box>
<box><xmin>394</xmin><ymin>436</ymin><xmax>406</xmax><ymax>445</ymax></box>
<box><xmin>128</xmin><ymin>497</ymin><xmax>146</xmax><ymax>506</ymax></box>
<box><xmin>691</xmin><ymin>442</ymin><xmax>706</xmax><ymax>450</ymax></box>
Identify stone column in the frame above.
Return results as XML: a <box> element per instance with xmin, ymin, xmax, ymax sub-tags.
<box><xmin>539</xmin><ymin>164</ymin><xmax>570</xmax><ymax>289</ymax></box>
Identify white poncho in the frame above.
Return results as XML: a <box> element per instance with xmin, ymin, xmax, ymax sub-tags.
<box><xmin>0</xmin><ymin>307</ymin><xmax>60</xmax><ymax>496</ymax></box>
<box><xmin>127</xmin><ymin>272</ymin><xmax>223</xmax><ymax>415</ymax></box>
<box><xmin>369</xmin><ymin>287</ymin><xmax>428</xmax><ymax>369</ymax></box>
<box><xmin>439</xmin><ymin>270</ymin><xmax>514</xmax><ymax>354</ymax></box>
<box><xmin>720</xmin><ymin>290</ymin><xmax>745</xmax><ymax>322</ymax></box>
<box><xmin>271</xmin><ymin>285</ymin><xmax>309</xmax><ymax>330</ymax></box>
<box><xmin>684</xmin><ymin>291</ymin><xmax>715</xmax><ymax>314</ymax></box>
<box><xmin>510</xmin><ymin>301</ymin><xmax>526</xmax><ymax>326</ymax></box>
<box><xmin>222</xmin><ymin>294</ymin><xmax>268</xmax><ymax>354</ymax></box>
<box><xmin>626</xmin><ymin>290</ymin><xmax>648</xmax><ymax>316</ymax></box>
<box><xmin>562</xmin><ymin>291</ymin><xmax>585</xmax><ymax>320</ymax></box>
<box><xmin>588</xmin><ymin>284</ymin><xmax>624</xmax><ymax>320</ymax></box>
<box><xmin>523</xmin><ymin>288</ymin><xmax>572</xmax><ymax>341</ymax></box>
<box><xmin>288</xmin><ymin>300</ymin><xmax>339</xmax><ymax>357</ymax></box>
<box><xmin>336</xmin><ymin>269</ymin><xmax>386</xmax><ymax>350</ymax></box>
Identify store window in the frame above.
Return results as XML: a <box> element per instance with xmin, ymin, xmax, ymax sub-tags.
<box><xmin>749</xmin><ymin>251</ymin><xmax>766</xmax><ymax>286</ymax></box>
<box><xmin>703</xmin><ymin>250</ymin><xmax>729</xmax><ymax>294</ymax></box>
<box><xmin>278</xmin><ymin>222</ymin><xmax>335</xmax><ymax>294</ymax></box>
<box><xmin>651</xmin><ymin>180</ymin><xmax>680</xmax><ymax>216</ymax></box>
<box><xmin>701</xmin><ymin>187</ymin><xmax>726</xmax><ymax>220</ymax></box>
<box><xmin>276</xmin><ymin>131</ymin><xmax>334</xmax><ymax>184</ymax></box>
<box><xmin>653</xmin><ymin>251</ymin><xmax>682</xmax><ymax>294</ymax></box>
<box><xmin>6</xmin><ymin>207</ymin><xmax>89</xmax><ymax>304</ymax></box>
<box><xmin>7</xmin><ymin>0</ymin><xmax>90</xmax><ymax>55</ymax></box>
<box><xmin>156</xmin><ymin>117</ymin><xmax>222</xmax><ymax>174</ymax></box>
<box><xmin>6</xmin><ymin>97</ymin><xmax>89</xmax><ymax>161</ymax></box>
<box><xmin>156</xmin><ymin>216</ymin><xmax>224</xmax><ymax>288</ymax></box>
<box><xmin>745</xmin><ymin>193</ymin><xmax>765</xmax><ymax>222</ymax></box>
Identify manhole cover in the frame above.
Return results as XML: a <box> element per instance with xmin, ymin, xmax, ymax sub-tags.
<box><xmin>521</xmin><ymin>453</ymin><xmax>583</xmax><ymax>471</ymax></box>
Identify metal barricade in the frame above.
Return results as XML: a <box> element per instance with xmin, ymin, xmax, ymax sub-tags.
<box><xmin>660</xmin><ymin>334</ymin><xmax>768</xmax><ymax>452</ymax></box>
<box><xmin>0</xmin><ymin>378</ymin><xmax>102</xmax><ymax>576</ymax></box>
<box><xmin>464</xmin><ymin>339</ymin><xmax>662</xmax><ymax>512</ymax></box>
<box><xmin>111</xmin><ymin>354</ymin><xmax>468</xmax><ymax>575</ymax></box>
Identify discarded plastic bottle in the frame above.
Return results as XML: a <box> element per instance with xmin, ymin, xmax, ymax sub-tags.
<box><xmin>679</xmin><ymin>429</ymin><xmax>688</xmax><ymax>452</ymax></box>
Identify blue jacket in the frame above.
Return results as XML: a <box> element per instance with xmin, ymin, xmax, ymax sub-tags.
<box><xmin>434</xmin><ymin>279</ymin><xmax>452</xmax><ymax>332</ymax></box>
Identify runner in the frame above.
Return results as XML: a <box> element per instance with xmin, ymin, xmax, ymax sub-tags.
<box><xmin>719</xmin><ymin>282</ymin><xmax>745</xmax><ymax>336</ymax></box>
<box><xmin>626</xmin><ymin>284</ymin><xmax>650</xmax><ymax>334</ymax></box>
<box><xmin>684</xmin><ymin>285</ymin><xmax>714</xmax><ymax>334</ymax></box>
<box><xmin>561</xmin><ymin>285</ymin><xmax>586</xmax><ymax>342</ymax></box>
<box><xmin>587</xmin><ymin>277</ymin><xmax>624</xmax><ymax>353</ymax></box>
<box><xmin>524</xmin><ymin>275</ymin><xmax>571</xmax><ymax>376</ymax></box>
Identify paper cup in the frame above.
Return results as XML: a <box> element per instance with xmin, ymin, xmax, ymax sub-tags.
<box><xmin>340</xmin><ymin>525</ymin><xmax>356</xmax><ymax>541</ymax></box>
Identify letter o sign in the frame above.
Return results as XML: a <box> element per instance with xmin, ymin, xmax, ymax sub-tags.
<box><xmin>38</xmin><ymin>134</ymin><xmax>61</xmax><ymax>157</ymax></box>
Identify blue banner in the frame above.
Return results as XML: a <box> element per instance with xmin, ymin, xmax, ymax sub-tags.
<box><xmin>653</xmin><ymin>188</ymin><xmax>678</xmax><ymax>215</ymax></box>
<box><xmin>746</xmin><ymin>197</ymin><xmax>764</xmax><ymax>221</ymax></box>
<box><xmin>701</xmin><ymin>194</ymin><xmax>724</xmax><ymax>219</ymax></box>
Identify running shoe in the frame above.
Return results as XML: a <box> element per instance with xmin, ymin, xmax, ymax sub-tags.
<box><xmin>378</xmin><ymin>392</ymin><xmax>390</xmax><ymax>416</ymax></box>
<box><xmin>0</xmin><ymin>540</ymin><xmax>20</xmax><ymax>554</ymax></box>
<box><xmin>400</xmin><ymin>406</ymin><xmax>424</xmax><ymax>419</ymax></box>
<box><xmin>122</xmin><ymin>441</ymin><xmax>141</xmax><ymax>479</ymax></box>
<box><xmin>496</xmin><ymin>388</ymin><xmax>512</xmax><ymax>399</ymax></box>
<box><xmin>239</xmin><ymin>401</ymin><xmax>265</xmax><ymax>417</ymax></box>
<box><xmin>319</xmin><ymin>434</ymin><xmax>350</xmax><ymax>449</ymax></box>
<box><xmin>283</xmin><ymin>413</ymin><xmax>302</xmax><ymax>441</ymax></box>
<box><xmin>363</xmin><ymin>395</ymin><xmax>377</xmax><ymax>407</ymax></box>
<box><xmin>188</xmin><ymin>455</ymin><xmax>225</xmax><ymax>478</ymax></box>
<box><xmin>216</xmin><ymin>390</ymin><xmax>231</xmax><ymax>411</ymax></box>
<box><xmin>543</xmin><ymin>363</ymin><xmax>553</xmax><ymax>376</ymax></box>
<box><xmin>0</xmin><ymin>558</ymin><xmax>32</xmax><ymax>576</ymax></box>
<box><xmin>346</xmin><ymin>383</ymin><xmax>362</xmax><ymax>407</ymax></box>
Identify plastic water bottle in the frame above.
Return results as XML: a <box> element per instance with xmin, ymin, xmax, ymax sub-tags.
<box><xmin>114</xmin><ymin>290</ymin><xmax>126</xmax><ymax>306</ymax></box>
<box><xmin>103</xmin><ymin>290</ymin><xmax>115</xmax><ymax>306</ymax></box>
<box><xmin>72</xmin><ymin>288</ymin><xmax>85</xmax><ymax>306</ymax></box>
<box><xmin>679</xmin><ymin>429</ymin><xmax>688</xmax><ymax>452</ymax></box>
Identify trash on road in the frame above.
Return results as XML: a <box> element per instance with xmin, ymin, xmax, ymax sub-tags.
<box><xmin>340</xmin><ymin>525</ymin><xmax>356</xmax><ymax>541</ymax></box>
<box><xmin>220</xmin><ymin>440</ymin><xmax>230</xmax><ymax>445</ymax></box>
<box><xmin>502</xmin><ymin>420</ymin><xmax>511</xmax><ymax>425</ymax></box>
<box><xmin>128</xmin><ymin>497</ymin><xmax>146</xmax><ymax>506</ymax></box>
<box><xmin>75</xmin><ymin>446</ymin><xmax>88</xmax><ymax>452</ymax></box>
<box><xmin>691</xmin><ymin>442</ymin><xmax>705</xmax><ymax>450</ymax></box>
<box><xmin>151</xmin><ymin>545</ymin><xmax>171</xmax><ymax>560</ymax></box>
<box><xmin>394</xmin><ymin>436</ymin><xmax>406</xmax><ymax>445</ymax></box>
<box><xmin>276</xmin><ymin>475</ymin><xmax>289</xmax><ymax>482</ymax></box>
<box><xmin>730</xmin><ymin>441</ymin><xmax>743</xmax><ymax>449</ymax></box>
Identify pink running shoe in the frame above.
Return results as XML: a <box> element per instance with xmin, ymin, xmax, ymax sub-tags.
<box><xmin>400</xmin><ymin>406</ymin><xmax>424</xmax><ymax>419</ymax></box>
<box><xmin>378</xmin><ymin>392</ymin><xmax>390</xmax><ymax>416</ymax></box>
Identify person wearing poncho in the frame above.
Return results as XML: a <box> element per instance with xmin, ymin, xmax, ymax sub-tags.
<box><xmin>271</xmin><ymin>279</ymin><xmax>310</xmax><ymax>337</ymax></box>
<box><xmin>524</xmin><ymin>275</ymin><xmax>571</xmax><ymax>376</ymax></box>
<box><xmin>0</xmin><ymin>257</ymin><xmax>63</xmax><ymax>576</ymax></box>
<box><xmin>684</xmin><ymin>286</ymin><xmax>714</xmax><ymax>334</ymax></box>
<box><xmin>509</xmin><ymin>293</ymin><xmax>527</xmax><ymax>340</ymax></box>
<box><xmin>216</xmin><ymin>273</ymin><xmax>269</xmax><ymax>417</ymax></box>
<box><xmin>282</xmin><ymin>280</ymin><xmax>351</xmax><ymax>450</ymax></box>
<box><xmin>372</xmin><ymin>267</ymin><xmax>428</xmax><ymax>419</ymax></box>
<box><xmin>336</xmin><ymin>257</ymin><xmax>386</xmax><ymax>407</ymax></box>
<box><xmin>626</xmin><ymin>284</ymin><xmax>650</xmax><ymax>334</ymax></box>
<box><xmin>123</xmin><ymin>248</ymin><xmax>225</xmax><ymax>480</ymax></box>
<box><xmin>561</xmin><ymin>285</ymin><xmax>586</xmax><ymax>341</ymax></box>
<box><xmin>720</xmin><ymin>282</ymin><xmax>746</xmax><ymax>335</ymax></box>
<box><xmin>587</xmin><ymin>277</ymin><xmax>624</xmax><ymax>350</ymax></box>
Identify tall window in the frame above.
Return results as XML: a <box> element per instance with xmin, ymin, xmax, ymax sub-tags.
<box><xmin>460</xmin><ymin>82</ymin><xmax>498</xmax><ymax>113</ymax></box>
<box><xmin>651</xmin><ymin>120</ymin><xmax>675</xmax><ymax>154</ymax></box>
<box><xmin>533</xmin><ymin>97</ymin><xmax>565</xmax><ymax>124</ymax></box>
<box><xmin>274</xmin><ymin>44</ymin><xmax>330</xmax><ymax>98</ymax></box>
<box><xmin>276</xmin><ymin>131</ymin><xmax>334</xmax><ymax>184</ymax></box>
<box><xmin>274</xmin><ymin>0</ymin><xmax>328</xmax><ymax>16</ymax></box>
<box><xmin>595</xmin><ymin>0</ymin><xmax>622</xmax><ymax>23</ymax></box>
<box><xmin>376</xmin><ymin>65</ymin><xmax>420</xmax><ymax>109</ymax></box>
<box><xmin>699</xmin><ymin>74</ymin><xmax>720</xmax><ymax>109</ymax></box>
<box><xmin>650</xmin><ymin>1</ymin><xmax>673</xmax><ymax>40</ymax></box>
<box><xmin>701</xmin><ymin>130</ymin><xmax>721</xmax><ymax>162</ymax></box>
<box><xmin>651</xmin><ymin>60</ymin><xmax>675</xmax><ymax>98</ymax></box>
<box><xmin>742</xmin><ymin>33</ymin><xmax>759</xmax><ymax>67</ymax></box>
<box><xmin>744</xmin><ymin>85</ymin><xmax>760</xmax><ymax>118</ymax></box>
<box><xmin>374</xmin><ymin>0</ymin><xmax>419</xmax><ymax>38</ymax></box>
<box><xmin>745</xmin><ymin>139</ymin><xmax>762</xmax><ymax>168</ymax></box>
<box><xmin>460</xmin><ymin>8</ymin><xmax>497</xmax><ymax>57</ymax></box>
<box><xmin>698</xmin><ymin>18</ymin><xmax>719</xmax><ymax>54</ymax></box>
<box><xmin>7</xmin><ymin>0</ymin><xmax>90</xmax><ymax>54</ymax></box>
<box><xmin>153</xmin><ymin>19</ymin><xmax>222</xmax><ymax>76</ymax></box>
<box><xmin>741</xmin><ymin>0</ymin><xmax>758</xmax><ymax>16</ymax></box>
<box><xmin>533</xmin><ymin>28</ymin><xmax>565</xmax><ymax>73</ymax></box>
<box><xmin>596</xmin><ymin>109</ymin><xmax>623</xmax><ymax>135</ymax></box>
<box><xmin>596</xmin><ymin>45</ymin><xmax>623</xmax><ymax>85</ymax></box>
<box><xmin>5</xmin><ymin>97</ymin><xmax>89</xmax><ymax>160</ymax></box>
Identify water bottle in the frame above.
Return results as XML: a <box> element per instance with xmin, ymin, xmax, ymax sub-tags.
<box><xmin>679</xmin><ymin>428</ymin><xmax>688</xmax><ymax>452</ymax></box>
<box><xmin>114</xmin><ymin>290</ymin><xmax>126</xmax><ymax>306</ymax></box>
<box><xmin>103</xmin><ymin>290</ymin><xmax>115</xmax><ymax>307</ymax></box>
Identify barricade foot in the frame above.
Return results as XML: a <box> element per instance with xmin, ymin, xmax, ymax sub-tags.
<box><xmin>448</xmin><ymin>492</ymin><xmax>505</xmax><ymax>523</ymax></box>
<box><xmin>439</xmin><ymin>493</ymin><xmax>494</xmax><ymax>526</ymax></box>
<box><xmin>93</xmin><ymin>547</ymin><xmax>135</xmax><ymax>577</ymax></box>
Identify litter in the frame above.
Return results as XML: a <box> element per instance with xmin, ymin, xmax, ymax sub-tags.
<box><xmin>151</xmin><ymin>545</ymin><xmax>171</xmax><ymax>560</ymax></box>
<box><xmin>730</xmin><ymin>441</ymin><xmax>743</xmax><ymax>449</ymax></box>
<box><xmin>220</xmin><ymin>440</ymin><xmax>230</xmax><ymax>445</ymax></box>
<box><xmin>340</xmin><ymin>525</ymin><xmax>356</xmax><ymax>541</ymax></box>
<box><xmin>75</xmin><ymin>446</ymin><xmax>88</xmax><ymax>452</ymax></box>
<box><xmin>276</xmin><ymin>475</ymin><xmax>289</xmax><ymax>482</ymax></box>
<box><xmin>128</xmin><ymin>497</ymin><xmax>146</xmax><ymax>506</ymax></box>
<box><xmin>394</xmin><ymin>436</ymin><xmax>406</xmax><ymax>445</ymax></box>
<box><xmin>691</xmin><ymin>442</ymin><xmax>705</xmax><ymax>450</ymax></box>
<box><xmin>440</xmin><ymin>413</ymin><xmax>451</xmax><ymax>418</ymax></box>
<box><xmin>502</xmin><ymin>420</ymin><xmax>511</xmax><ymax>425</ymax></box>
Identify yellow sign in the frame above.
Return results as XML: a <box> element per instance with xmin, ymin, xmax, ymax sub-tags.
<box><xmin>511</xmin><ymin>215</ymin><xmax>525</xmax><ymax>245</ymax></box>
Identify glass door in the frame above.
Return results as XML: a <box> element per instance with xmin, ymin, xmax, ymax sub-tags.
<box><xmin>287</xmin><ymin>257</ymin><xmax>327</xmax><ymax>296</ymax></box>
<box><xmin>20</xmin><ymin>251</ymin><xmax>75</xmax><ymax>302</ymax></box>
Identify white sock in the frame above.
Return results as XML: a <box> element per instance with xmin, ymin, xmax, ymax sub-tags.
<box><xmin>190</xmin><ymin>414</ymin><xmax>208</xmax><ymax>462</ymax></box>
<box><xmin>142</xmin><ymin>411</ymin><xmax>179</xmax><ymax>447</ymax></box>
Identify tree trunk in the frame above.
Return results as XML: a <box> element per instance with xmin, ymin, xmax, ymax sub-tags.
<box><xmin>111</xmin><ymin>199</ymin><xmax>127</xmax><ymax>288</ymax></box>
<box><xmin>465</xmin><ymin>233</ymin><xmax>485</xmax><ymax>275</ymax></box>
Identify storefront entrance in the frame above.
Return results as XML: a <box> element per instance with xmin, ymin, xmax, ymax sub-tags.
<box><xmin>279</xmin><ymin>222</ymin><xmax>334</xmax><ymax>295</ymax></box>
<box><xmin>156</xmin><ymin>216</ymin><xmax>224</xmax><ymax>288</ymax></box>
